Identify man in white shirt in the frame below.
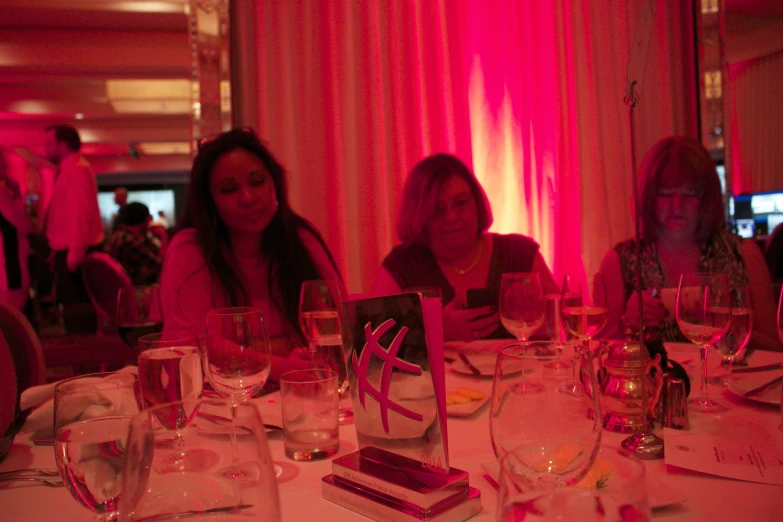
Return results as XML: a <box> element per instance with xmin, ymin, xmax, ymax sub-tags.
<box><xmin>44</xmin><ymin>125</ymin><xmax>104</xmax><ymax>331</ymax></box>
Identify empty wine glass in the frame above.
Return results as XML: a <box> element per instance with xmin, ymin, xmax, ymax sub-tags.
<box><xmin>299</xmin><ymin>279</ymin><xmax>352</xmax><ymax>424</ymax></box>
<box><xmin>709</xmin><ymin>285</ymin><xmax>753</xmax><ymax>386</ymax></box>
<box><xmin>118</xmin><ymin>398</ymin><xmax>281</xmax><ymax>522</ymax></box>
<box><xmin>137</xmin><ymin>332</ymin><xmax>205</xmax><ymax>468</ymax></box>
<box><xmin>497</xmin><ymin>446</ymin><xmax>651</xmax><ymax>521</ymax></box>
<box><xmin>676</xmin><ymin>272</ymin><xmax>731</xmax><ymax>413</ymax></box>
<box><xmin>490</xmin><ymin>341</ymin><xmax>602</xmax><ymax>491</ymax></box>
<box><xmin>116</xmin><ymin>285</ymin><xmax>163</xmax><ymax>348</ymax></box>
<box><xmin>54</xmin><ymin>372</ymin><xmax>141</xmax><ymax>522</ymax></box>
<box><xmin>560</xmin><ymin>274</ymin><xmax>608</xmax><ymax>354</ymax></box>
<box><xmin>499</xmin><ymin>273</ymin><xmax>545</xmax><ymax>341</ymax></box>
<box><xmin>203</xmin><ymin>307</ymin><xmax>272</xmax><ymax>479</ymax></box>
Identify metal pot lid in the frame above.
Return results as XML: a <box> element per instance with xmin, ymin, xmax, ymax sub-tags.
<box><xmin>603</xmin><ymin>340</ymin><xmax>646</xmax><ymax>369</ymax></box>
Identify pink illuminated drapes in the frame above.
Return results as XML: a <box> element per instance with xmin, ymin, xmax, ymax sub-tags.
<box><xmin>729</xmin><ymin>51</ymin><xmax>783</xmax><ymax>194</ymax></box>
<box><xmin>254</xmin><ymin>1</ymin><xmax>695</xmax><ymax>293</ymax></box>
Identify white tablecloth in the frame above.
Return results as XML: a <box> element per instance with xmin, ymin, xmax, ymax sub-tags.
<box><xmin>1</xmin><ymin>346</ymin><xmax>782</xmax><ymax>522</ymax></box>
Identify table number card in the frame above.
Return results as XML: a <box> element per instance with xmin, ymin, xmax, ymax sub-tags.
<box><xmin>664</xmin><ymin>416</ymin><xmax>783</xmax><ymax>485</ymax></box>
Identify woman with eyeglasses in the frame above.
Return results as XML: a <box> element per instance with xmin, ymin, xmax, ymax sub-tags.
<box><xmin>160</xmin><ymin>129</ymin><xmax>344</xmax><ymax>382</ymax></box>
<box><xmin>372</xmin><ymin>153</ymin><xmax>556</xmax><ymax>341</ymax></box>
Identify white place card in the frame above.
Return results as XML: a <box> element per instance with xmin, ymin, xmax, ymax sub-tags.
<box><xmin>664</xmin><ymin>415</ymin><xmax>783</xmax><ymax>485</ymax></box>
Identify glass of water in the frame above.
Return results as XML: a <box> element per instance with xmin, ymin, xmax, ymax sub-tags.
<box><xmin>280</xmin><ymin>369</ymin><xmax>339</xmax><ymax>461</ymax></box>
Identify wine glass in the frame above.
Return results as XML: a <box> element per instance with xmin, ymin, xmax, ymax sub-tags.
<box><xmin>54</xmin><ymin>372</ymin><xmax>141</xmax><ymax>522</ymax></box>
<box><xmin>499</xmin><ymin>273</ymin><xmax>545</xmax><ymax>341</ymax></box>
<box><xmin>497</xmin><ymin>447</ymin><xmax>651</xmax><ymax>521</ymax></box>
<box><xmin>490</xmin><ymin>341</ymin><xmax>602</xmax><ymax>491</ymax></box>
<box><xmin>117</xmin><ymin>398</ymin><xmax>281</xmax><ymax>522</ymax></box>
<box><xmin>299</xmin><ymin>279</ymin><xmax>352</xmax><ymax>424</ymax></box>
<box><xmin>137</xmin><ymin>332</ymin><xmax>206</xmax><ymax>468</ymax></box>
<box><xmin>203</xmin><ymin>307</ymin><xmax>272</xmax><ymax>479</ymax></box>
<box><xmin>560</xmin><ymin>274</ymin><xmax>608</xmax><ymax>354</ymax></box>
<box><xmin>709</xmin><ymin>285</ymin><xmax>753</xmax><ymax>386</ymax></box>
<box><xmin>676</xmin><ymin>272</ymin><xmax>731</xmax><ymax>413</ymax></box>
<box><xmin>116</xmin><ymin>285</ymin><xmax>163</xmax><ymax>348</ymax></box>
<box><xmin>777</xmin><ymin>286</ymin><xmax>783</xmax><ymax>432</ymax></box>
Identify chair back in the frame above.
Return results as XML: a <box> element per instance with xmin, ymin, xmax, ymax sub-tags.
<box><xmin>0</xmin><ymin>329</ymin><xmax>18</xmax><ymax>459</ymax></box>
<box><xmin>0</xmin><ymin>299</ymin><xmax>45</xmax><ymax>391</ymax></box>
<box><xmin>81</xmin><ymin>252</ymin><xmax>133</xmax><ymax>327</ymax></box>
<box><xmin>765</xmin><ymin>223</ymin><xmax>783</xmax><ymax>282</ymax></box>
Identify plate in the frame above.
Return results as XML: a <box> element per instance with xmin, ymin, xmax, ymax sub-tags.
<box><xmin>480</xmin><ymin>445</ymin><xmax>687</xmax><ymax>510</ymax></box>
<box><xmin>728</xmin><ymin>375</ymin><xmax>783</xmax><ymax>405</ymax></box>
<box><xmin>445</xmin><ymin>339</ymin><xmax>516</xmax><ymax>354</ymax></box>
<box><xmin>446</xmin><ymin>392</ymin><xmax>490</xmax><ymax>418</ymax></box>
<box><xmin>449</xmin><ymin>353</ymin><xmax>497</xmax><ymax>376</ymax></box>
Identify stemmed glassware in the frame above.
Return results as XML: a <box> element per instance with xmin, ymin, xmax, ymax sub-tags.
<box><xmin>54</xmin><ymin>372</ymin><xmax>141</xmax><ymax>522</ymax></box>
<box><xmin>676</xmin><ymin>272</ymin><xmax>731</xmax><ymax>413</ymax></box>
<box><xmin>118</xmin><ymin>399</ymin><xmax>281</xmax><ymax>522</ymax></box>
<box><xmin>490</xmin><ymin>341</ymin><xmax>602</xmax><ymax>491</ymax></box>
<box><xmin>299</xmin><ymin>280</ymin><xmax>352</xmax><ymax>424</ymax></box>
<box><xmin>560</xmin><ymin>274</ymin><xmax>608</xmax><ymax>354</ymax></box>
<box><xmin>499</xmin><ymin>273</ymin><xmax>545</xmax><ymax>341</ymax></box>
<box><xmin>137</xmin><ymin>332</ymin><xmax>205</xmax><ymax>468</ymax></box>
<box><xmin>116</xmin><ymin>285</ymin><xmax>163</xmax><ymax>348</ymax></box>
<box><xmin>778</xmin><ymin>286</ymin><xmax>783</xmax><ymax>432</ymax></box>
<box><xmin>709</xmin><ymin>285</ymin><xmax>753</xmax><ymax>386</ymax></box>
<box><xmin>203</xmin><ymin>307</ymin><xmax>272</xmax><ymax>478</ymax></box>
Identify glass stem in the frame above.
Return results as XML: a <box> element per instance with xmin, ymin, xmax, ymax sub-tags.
<box><xmin>229</xmin><ymin>402</ymin><xmax>240</xmax><ymax>468</ymax></box>
<box><xmin>699</xmin><ymin>345</ymin><xmax>710</xmax><ymax>400</ymax></box>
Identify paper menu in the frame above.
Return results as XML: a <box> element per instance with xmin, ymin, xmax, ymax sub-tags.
<box><xmin>664</xmin><ymin>415</ymin><xmax>783</xmax><ymax>485</ymax></box>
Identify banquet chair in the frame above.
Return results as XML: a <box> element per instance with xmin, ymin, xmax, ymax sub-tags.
<box><xmin>765</xmin><ymin>223</ymin><xmax>783</xmax><ymax>284</ymax></box>
<box><xmin>81</xmin><ymin>252</ymin><xmax>133</xmax><ymax>331</ymax></box>
<box><xmin>0</xmin><ymin>330</ymin><xmax>18</xmax><ymax>461</ymax></box>
<box><xmin>0</xmin><ymin>299</ymin><xmax>45</xmax><ymax>392</ymax></box>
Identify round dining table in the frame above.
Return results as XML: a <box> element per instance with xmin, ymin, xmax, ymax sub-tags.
<box><xmin>1</xmin><ymin>343</ymin><xmax>782</xmax><ymax>522</ymax></box>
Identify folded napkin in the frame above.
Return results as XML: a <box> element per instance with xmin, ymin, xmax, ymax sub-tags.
<box><xmin>20</xmin><ymin>366</ymin><xmax>138</xmax><ymax>435</ymax></box>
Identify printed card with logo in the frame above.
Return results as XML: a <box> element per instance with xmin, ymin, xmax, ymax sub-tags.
<box><xmin>340</xmin><ymin>293</ymin><xmax>448</xmax><ymax>473</ymax></box>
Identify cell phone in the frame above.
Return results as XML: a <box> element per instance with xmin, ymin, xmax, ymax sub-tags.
<box><xmin>466</xmin><ymin>288</ymin><xmax>498</xmax><ymax>309</ymax></box>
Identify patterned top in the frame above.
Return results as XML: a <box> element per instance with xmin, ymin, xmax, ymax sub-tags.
<box><xmin>104</xmin><ymin>229</ymin><xmax>163</xmax><ymax>286</ymax></box>
<box><xmin>614</xmin><ymin>228</ymin><xmax>748</xmax><ymax>341</ymax></box>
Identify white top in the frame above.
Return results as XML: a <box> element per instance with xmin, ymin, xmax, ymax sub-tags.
<box><xmin>44</xmin><ymin>153</ymin><xmax>104</xmax><ymax>271</ymax></box>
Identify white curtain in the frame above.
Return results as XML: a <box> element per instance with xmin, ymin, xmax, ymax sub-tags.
<box><xmin>253</xmin><ymin>0</ymin><xmax>696</xmax><ymax>293</ymax></box>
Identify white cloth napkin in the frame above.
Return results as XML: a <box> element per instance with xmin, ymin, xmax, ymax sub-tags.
<box><xmin>20</xmin><ymin>366</ymin><xmax>138</xmax><ymax>435</ymax></box>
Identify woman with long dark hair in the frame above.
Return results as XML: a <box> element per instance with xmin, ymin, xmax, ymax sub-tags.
<box><xmin>160</xmin><ymin>129</ymin><xmax>343</xmax><ymax>380</ymax></box>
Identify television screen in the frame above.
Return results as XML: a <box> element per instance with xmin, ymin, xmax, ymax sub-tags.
<box><xmin>767</xmin><ymin>214</ymin><xmax>783</xmax><ymax>234</ymax></box>
<box><xmin>735</xmin><ymin>219</ymin><xmax>755</xmax><ymax>239</ymax></box>
<box><xmin>98</xmin><ymin>189</ymin><xmax>175</xmax><ymax>233</ymax></box>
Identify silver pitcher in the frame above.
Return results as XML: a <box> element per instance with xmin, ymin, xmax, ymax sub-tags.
<box><xmin>596</xmin><ymin>340</ymin><xmax>663</xmax><ymax>433</ymax></box>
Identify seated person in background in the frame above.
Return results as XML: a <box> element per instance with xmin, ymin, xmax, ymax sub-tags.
<box><xmin>160</xmin><ymin>128</ymin><xmax>344</xmax><ymax>383</ymax></box>
<box><xmin>104</xmin><ymin>202</ymin><xmax>163</xmax><ymax>285</ymax></box>
<box><xmin>372</xmin><ymin>153</ymin><xmax>556</xmax><ymax>342</ymax></box>
<box><xmin>0</xmin><ymin>149</ymin><xmax>32</xmax><ymax>311</ymax></box>
<box><xmin>599</xmin><ymin>136</ymin><xmax>782</xmax><ymax>352</ymax></box>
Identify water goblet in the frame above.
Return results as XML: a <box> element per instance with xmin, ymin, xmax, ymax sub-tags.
<box><xmin>54</xmin><ymin>372</ymin><xmax>141</xmax><ymax>522</ymax></box>
<box><xmin>499</xmin><ymin>273</ymin><xmax>545</xmax><ymax>341</ymax></box>
<box><xmin>490</xmin><ymin>341</ymin><xmax>602</xmax><ymax>491</ymax></box>
<box><xmin>299</xmin><ymin>279</ymin><xmax>352</xmax><ymax>424</ymax></box>
<box><xmin>137</xmin><ymin>332</ymin><xmax>205</xmax><ymax>468</ymax></box>
<box><xmin>676</xmin><ymin>272</ymin><xmax>731</xmax><ymax>413</ymax></box>
<box><xmin>203</xmin><ymin>307</ymin><xmax>272</xmax><ymax>479</ymax></box>
<box><xmin>116</xmin><ymin>285</ymin><xmax>163</xmax><ymax>348</ymax></box>
<box><xmin>709</xmin><ymin>285</ymin><xmax>753</xmax><ymax>386</ymax></box>
<box><xmin>117</xmin><ymin>398</ymin><xmax>281</xmax><ymax>522</ymax></box>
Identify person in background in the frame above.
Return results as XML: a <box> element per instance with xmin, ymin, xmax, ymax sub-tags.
<box><xmin>160</xmin><ymin>128</ymin><xmax>344</xmax><ymax>383</ymax></box>
<box><xmin>104</xmin><ymin>202</ymin><xmax>163</xmax><ymax>285</ymax></box>
<box><xmin>0</xmin><ymin>149</ymin><xmax>32</xmax><ymax>311</ymax></box>
<box><xmin>43</xmin><ymin>125</ymin><xmax>103</xmax><ymax>331</ymax></box>
<box><xmin>154</xmin><ymin>210</ymin><xmax>169</xmax><ymax>230</ymax></box>
<box><xmin>111</xmin><ymin>187</ymin><xmax>128</xmax><ymax>231</ymax></box>
<box><xmin>599</xmin><ymin>135</ymin><xmax>782</xmax><ymax>351</ymax></box>
<box><xmin>372</xmin><ymin>153</ymin><xmax>557</xmax><ymax>342</ymax></box>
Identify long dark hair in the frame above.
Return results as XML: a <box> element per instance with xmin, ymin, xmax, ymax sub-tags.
<box><xmin>177</xmin><ymin>128</ymin><xmax>339</xmax><ymax>335</ymax></box>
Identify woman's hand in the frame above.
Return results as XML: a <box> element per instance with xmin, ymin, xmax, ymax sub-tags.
<box><xmin>622</xmin><ymin>290</ymin><xmax>668</xmax><ymax>331</ymax></box>
<box><xmin>443</xmin><ymin>297</ymin><xmax>500</xmax><ymax>341</ymax></box>
<box><xmin>269</xmin><ymin>347</ymin><xmax>313</xmax><ymax>382</ymax></box>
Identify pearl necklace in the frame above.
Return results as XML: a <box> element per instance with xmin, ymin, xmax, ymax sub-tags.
<box><xmin>448</xmin><ymin>240</ymin><xmax>483</xmax><ymax>276</ymax></box>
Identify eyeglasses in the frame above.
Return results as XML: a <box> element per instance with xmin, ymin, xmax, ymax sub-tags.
<box><xmin>432</xmin><ymin>194</ymin><xmax>476</xmax><ymax>220</ymax></box>
<box><xmin>195</xmin><ymin>127</ymin><xmax>257</xmax><ymax>151</ymax></box>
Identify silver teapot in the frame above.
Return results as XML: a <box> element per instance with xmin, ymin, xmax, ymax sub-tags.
<box><xmin>596</xmin><ymin>340</ymin><xmax>663</xmax><ymax>433</ymax></box>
